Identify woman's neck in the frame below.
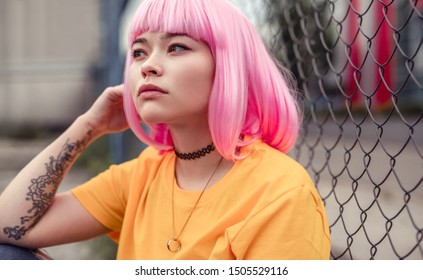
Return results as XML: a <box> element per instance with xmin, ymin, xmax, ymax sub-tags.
<box><xmin>169</xmin><ymin>126</ymin><xmax>233</xmax><ymax>191</ymax></box>
<box><xmin>168</xmin><ymin>119</ymin><xmax>212</xmax><ymax>154</ymax></box>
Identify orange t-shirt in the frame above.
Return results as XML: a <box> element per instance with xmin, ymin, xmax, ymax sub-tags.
<box><xmin>71</xmin><ymin>141</ymin><xmax>330</xmax><ymax>259</ymax></box>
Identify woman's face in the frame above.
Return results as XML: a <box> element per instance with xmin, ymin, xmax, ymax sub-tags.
<box><xmin>128</xmin><ymin>31</ymin><xmax>215</xmax><ymax>127</ymax></box>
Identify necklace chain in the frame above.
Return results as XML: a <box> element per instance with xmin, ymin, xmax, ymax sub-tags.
<box><xmin>167</xmin><ymin>156</ymin><xmax>224</xmax><ymax>253</ymax></box>
<box><xmin>174</xmin><ymin>143</ymin><xmax>215</xmax><ymax>160</ymax></box>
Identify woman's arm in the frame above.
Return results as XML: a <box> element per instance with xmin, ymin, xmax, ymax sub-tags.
<box><xmin>0</xmin><ymin>85</ymin><xmax>127</xmax><ymax>247</ymax></box>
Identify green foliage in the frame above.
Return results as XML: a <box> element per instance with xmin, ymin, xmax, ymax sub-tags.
<box><xmin>264</xmin><ymin>0</ymin><xmax>335</xmax><ymax>89</ymax></box>
<box><xmin>88</xmin><ymin>235</ymin><xmax>118</xmax><ymax>260</ymax></box>
<box><xmin>75</xmin><ymin>135</ymin><xmax>113</xmax><ymax>174</ymax></box>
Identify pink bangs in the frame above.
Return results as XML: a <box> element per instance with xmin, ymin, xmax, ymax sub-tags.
<box><xmin>128</xmin><ymin>0</ymin><xmax>218</xmax><ymax>47</ymax></box>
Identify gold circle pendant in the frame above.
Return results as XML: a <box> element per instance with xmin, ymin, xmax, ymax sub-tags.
<box><xmin>167</xmin><ymin>238</ymin><xmax>182</xmax><ymax>253</ymax></box>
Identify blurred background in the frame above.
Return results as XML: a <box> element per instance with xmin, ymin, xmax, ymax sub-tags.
<box><xmin>0</xmin><ymin>0</ymin><xmax>422</xmax><ymax>259</ymax></box>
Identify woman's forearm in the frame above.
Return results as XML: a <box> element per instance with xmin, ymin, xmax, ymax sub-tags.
<box><xmin>0</xmin><ymin>115</ymin><xmax>100</xmax><ymax>243</ymax></box>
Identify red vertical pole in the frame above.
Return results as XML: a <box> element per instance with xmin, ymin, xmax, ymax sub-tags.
<box><xmin>345</xmin><ymin>0</ymin><xmax>362</xmax><ymax>108</ymax></box>
<box><xmin>373</xmin><ymin>1</ymin><xmax>395</xmax><ymax>108</ymax></box>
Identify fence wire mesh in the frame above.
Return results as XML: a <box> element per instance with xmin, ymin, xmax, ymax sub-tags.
<box><xmin>263</xmin><ymin>0</ymin><xmax>423</xmax><ymax>259</ymax></box>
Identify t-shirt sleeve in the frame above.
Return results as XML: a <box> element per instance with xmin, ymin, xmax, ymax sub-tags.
<box><xmin>70</xmin><ymin>159</ymin><xmax>137</xmax><ymax>232</ymax></box>
<box><xmin>230</xmin><ymin>182</ymin><xmax>331</xmax><ymax>260</ymax></box>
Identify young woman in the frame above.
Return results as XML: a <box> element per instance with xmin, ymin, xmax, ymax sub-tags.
<box><xmin>0</xmin><ymin>0</ymin><xmax>330</xmax><ymax>259</ymax></box>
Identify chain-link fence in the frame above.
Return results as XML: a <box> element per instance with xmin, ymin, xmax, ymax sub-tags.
<box><xmin>263</xmin><ymin>0</ymin><xmax>423</xmax><ymax>259</ymax></box>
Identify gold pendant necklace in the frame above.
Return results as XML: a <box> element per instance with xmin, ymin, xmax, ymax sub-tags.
<box><xmin>167</xmin><ymin>156</ymin><xmax>224</xmax><ymax>253</ymax></box>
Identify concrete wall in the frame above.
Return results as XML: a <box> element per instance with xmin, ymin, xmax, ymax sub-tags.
<box><xmin>0</xmin><ymin>0</ymin><xmax>101</xmax><ymax>131</ymax></box>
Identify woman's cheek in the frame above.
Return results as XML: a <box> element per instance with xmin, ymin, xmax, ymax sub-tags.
<box><xmin>128</xmin><ymin>63</ymin><xmax>140</xmax><ymax>99</ymax></box>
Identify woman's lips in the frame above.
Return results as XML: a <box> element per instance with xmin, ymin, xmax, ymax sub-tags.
<box><xmin>138</xmin><ymin>84</ymin><xmax>168</xmax><ymax>98</ymax></box>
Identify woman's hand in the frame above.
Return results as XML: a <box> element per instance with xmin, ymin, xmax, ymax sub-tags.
<box><xmin>81</xmin><ymin>85</ymin><xmax>130</xmax><ymax>137</ymax></box>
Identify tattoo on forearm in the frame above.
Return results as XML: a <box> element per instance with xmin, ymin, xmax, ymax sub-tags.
<box><xmin>3</xmin><ymin>132</ymin><xmax>92</xmax><ymax>240</ymax></box>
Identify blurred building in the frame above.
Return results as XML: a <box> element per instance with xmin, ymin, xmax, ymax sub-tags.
<box><xmin>0</xmin><ymin>0</ymin><xmax>103</xmax><ymax>132</ymax></box>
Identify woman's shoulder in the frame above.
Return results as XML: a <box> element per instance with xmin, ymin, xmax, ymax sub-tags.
<box><xmin>244</xmin><ymin>140</ymin><xmax>308</xmax><ymax>176</ymax></box>
<box><xmin>235</xmin><ymin>140</ymin><xmax>317</xmax><ymax>195</ymax></box>
<box><xmin>238</xmin><ymin>141</ymin><xmax>325</xmax><ymax>214</ymax></box>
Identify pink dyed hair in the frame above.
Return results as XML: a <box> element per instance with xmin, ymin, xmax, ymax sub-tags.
<box><xmin>123</xmin><ymin>0</ymin><xmax>301</xmax><ymax>160</ymax></box>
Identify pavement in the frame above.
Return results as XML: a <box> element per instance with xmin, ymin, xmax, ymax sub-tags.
<box><xmin>294</xmin><ymin>117</ymin><xmax>423</xmax><ymax>259</ymax></box>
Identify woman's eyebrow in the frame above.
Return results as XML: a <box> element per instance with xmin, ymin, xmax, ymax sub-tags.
<box><xmin>131</xmin><ymin>37</ymin><xmax>147</xmax><ymax>47</ymax></box>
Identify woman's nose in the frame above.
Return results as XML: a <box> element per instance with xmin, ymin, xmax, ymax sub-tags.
<box><xmin>141</xmin><ymin>57</ymin><xmax>163</xmax><ymax>78</ymax></box>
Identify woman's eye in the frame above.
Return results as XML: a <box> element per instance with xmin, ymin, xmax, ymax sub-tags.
<box><xmin>132</xmin><ymin>49</ymin><xmax>145</xmax><ymax>58</ymax></box>
<box><xmin>168</xmin><ymin>44</ymin><xmax>189</xmax><ymax>53</ymax></box>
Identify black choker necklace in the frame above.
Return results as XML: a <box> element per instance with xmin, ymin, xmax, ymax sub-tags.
<box><xmin>174</xmin><ymin>143</ymin><xmax>215</xmax><ymax>160</ymax></box>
